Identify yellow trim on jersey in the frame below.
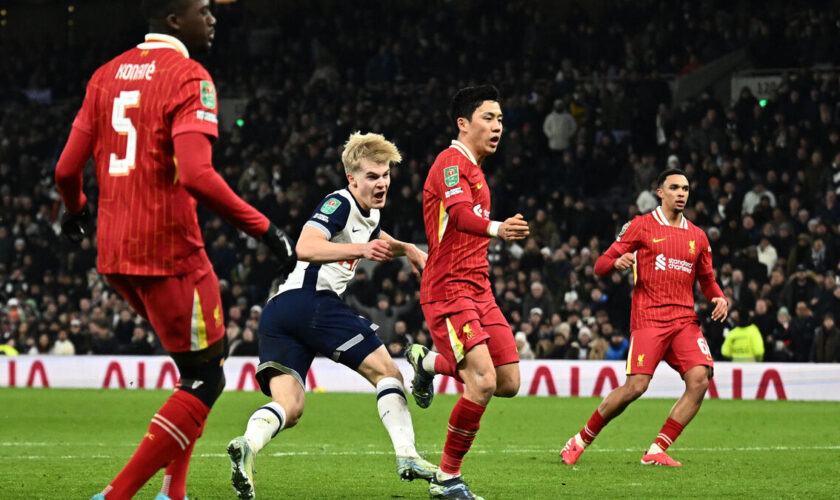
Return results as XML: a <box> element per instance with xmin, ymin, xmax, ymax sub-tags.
<box><xmin>193</xmin><ymin>289</ymin><xmax>208</xmax><ymax>350</ymax></box>
<box><xmin>626</xmin><ymin>337</ymin><xmax>635</xmax><ymax>375</ymax></box>
<box><xmin>446</xmin><ymin>318</ymin><xmax>465</xmax><ymax>363</ymax></box>
<box><xmin>438</xmin><ymin>201</ymin><xmax>446</xmax><ymax>243</ymax></box>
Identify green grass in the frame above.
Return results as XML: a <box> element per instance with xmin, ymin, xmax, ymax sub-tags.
<box><xmin>1</xmin><ymin>388</ymin><xmax>839</xmax><ymax>499</ymax></box>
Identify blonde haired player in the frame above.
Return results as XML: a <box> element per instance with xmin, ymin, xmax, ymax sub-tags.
<box><xmin>227</xmin><ymin>132</ymin><xmax>436</xmax><ymax>498</ymax></box>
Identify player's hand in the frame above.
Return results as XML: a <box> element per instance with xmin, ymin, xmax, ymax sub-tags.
<box><xmin>404</xmin><ymin>244</ymin><xmax>427</xmax><ymax>278</ymax></box>
<box><xmin>613</xmin><ymin>252</ymin><xmax>635</xmax><ymax>271</ymax></box>
<box><xmin>59</xmin><ymin>204</ymin><xmax>92</xmax><ymax>243</ymax></box>
<box><xmin>261</xmin><ymin>223</ymin><xmax>297</xmax><ymax>275</ymax></box>
<box><xmin>710</xmin><ymin>297</ymin><xmax>728</xmax><ymax>322</ymax></box>
<box><xmin>362</xmin><ymin>239</ymin><xmax>393</xmax><ymax>262</ymax></box>
<box><xmin>498</xmin><ymin>214</ymin><xmax>529</xmax><ymax>241</ymax></box>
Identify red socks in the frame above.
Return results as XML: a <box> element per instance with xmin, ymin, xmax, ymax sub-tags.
<box><xmin>440</xmin><ymin>397</ymin><xmax>486</xmax><ymax>475</ymax></box>
<box><xmin>103</xmin><ymin>390</ymin><xmax>209</xmax><ymax>499</ymax></box>
<box><xmin>654</xmin><ymin>417</ymin><xmax>685</xmax><ymax>451</ymax></box>
<box><xmin>160</xmin><ymin>417</ymin><xmax>206</xmax><ymax>500</ymax></box>
<box><xmin>580</xmin><ymin>410</ymin><xmax>607</xmax><ymax>445</ymax></box>
<box><xmin>434</xmin><ymin>354</ymin><xmax>456</xmax><ymax>377</ymax></box>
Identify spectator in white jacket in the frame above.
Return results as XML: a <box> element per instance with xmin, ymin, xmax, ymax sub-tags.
<box><xmin>543</xmin><ymin>99</ymin><xmax>577</xmax><ymax>154</ymax></box>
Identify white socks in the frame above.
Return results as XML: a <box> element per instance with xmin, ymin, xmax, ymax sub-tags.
<box><xmin>376</xmin><ymin>377</ymin><xmax>418</xmax><ymax>458</ymax></box>
<box><xmin>422</xmin><ymin>351</ymin><xmax>438</xmax><ymax>374</ymax></box>
<box><xmin>647</xmin><ymin>443</ymin><xmax>664</xmax><ymax>455</ymax></box>
<box><xmin>243</xmin><ymin>401</ymin><xmax>286</xmax><ymax>454</ymax></box>
<box><xmin>575</xmin><ymin>433</ymin><xmax>588</xmax><ymax>448</ymax></box>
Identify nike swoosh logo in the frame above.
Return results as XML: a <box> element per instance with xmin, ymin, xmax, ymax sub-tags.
<box><xmin>352</xmin><ymin>228</ymin><xmax>361</xmax><ymax>233</ymax></box>
<box><xmin>653</xmin><ymin>238</ymin><xmax>666</xmax><ymax>243</ymax></box>
<box><xmin>476</xmin><ymin>183</ymin><xmax>483</xmax><ymax>189</ymax></box>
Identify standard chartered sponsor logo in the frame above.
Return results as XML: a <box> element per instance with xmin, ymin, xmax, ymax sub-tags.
<box><xmin>654</xmin><ymin>253</ymin><xmax>693</xmax><ymax>273</ymax></box>
<box><xmin>655</xmin><ymin>254</ymin><xmax>666</xmax><ymax>271</ymax></box>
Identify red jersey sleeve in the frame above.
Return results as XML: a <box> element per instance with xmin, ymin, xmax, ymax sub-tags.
<box><xmin>170</xmin><ymin>63</ymin><xmax>218</xmax><ymax>139</ymax></box>
<box><xmin>428</xmin><ymin>156</ymin><xmax>475</xmax><ymax>211</ymax></box>
<box><xmin>696</xmin><ymin>232</ymin><xmax>724</xmax><ymax>301</ymax></box>
<box><xmin>71</xmin><ymin>80</ymin><xmax>96</xmax><ymax>135</ymax></box>
<box><xmin>174</xmin><ymin>132</ymin><xmax>269</xmax><ymax>237</ymax></box>
<box><xmin>594</xmin><ymin>217</ymin><xmax>644</xmax><ymax>275</ymax></box>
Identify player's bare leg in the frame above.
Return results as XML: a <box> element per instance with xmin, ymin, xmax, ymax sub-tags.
<box><xmin>493</xmin><ymin>362</ymin><xmax>520</xmax><ymax>397</ymax></box>
<box><xmin>641</xmin><ymin>365</ymin><xmax>711</xmax><ymax>467</ymax></box>
<box><xmin>562</xmin><ymin>374</ymin><xmax>652</xmax><ymax>465</ymax></box>
<box><xmin>356</xmin><ymin>345</ymin><xmax>438</xmax><ymax>481</ymax></box>
<box><xmin>229</xmin><ymin>374</ymin><xmax>304</xmax><ymax>499</ymax></box>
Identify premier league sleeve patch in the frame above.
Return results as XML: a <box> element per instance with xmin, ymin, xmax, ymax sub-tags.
<box><xmin>320</xmin><ymin>198</ymin><xmax>342</xmax><ymax>214</ymax></box>
<box><xmin>444</xmin><ymin>165</ymin><xmax>459</xmax><ymax>187</ymax></box>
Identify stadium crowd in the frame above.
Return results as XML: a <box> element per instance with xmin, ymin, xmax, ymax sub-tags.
<box><xmin>1</xmin><ymin>1</ymin><xmax>840</xmax><ymax>363</ymax></box>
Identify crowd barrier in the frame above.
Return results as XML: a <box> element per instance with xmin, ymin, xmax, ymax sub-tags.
<box><xmin>2</xmin><ymin>357</ymin><xmax>838</xmax><ymax>401</ymax></box>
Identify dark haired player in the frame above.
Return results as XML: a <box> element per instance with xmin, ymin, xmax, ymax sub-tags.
<box><xmin>561</xmin><ymin>168</ymin><xmax>728</xmax><ymax>467</ymax></box>
<box><xmin>407</xmin><ymin>85</ymin><xmax>529</xmax><ymax>499</ymax></box>
<box><xmin>54</xmin><ymin>1</ymin><xmax>294</xmax><ymax>498</ymax></box>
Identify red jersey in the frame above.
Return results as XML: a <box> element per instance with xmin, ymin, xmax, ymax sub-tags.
<box><xmin>420</xmin><ymin>140</ymin><xmax>494</xmax><ymax>303</ymax></box>
<box><xmin>595</xmin><ymin>206</ymin><xmax>724</xmax><ymax>330</ymax></box>
<box><xmin>68</xmin><ymin>34</ymin><xmax>231</xmax><ymax>275</ymax></box>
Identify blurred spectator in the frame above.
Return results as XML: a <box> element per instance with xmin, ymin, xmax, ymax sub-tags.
<box><xmin>810</xmin><ymin>313</ymin><xmax>840</xmax><ymax>363</ymax></box>
<box><xmin>515</xmin><ymin>331</ymin><xmax>535</xmax><ymax>360</ymax></box>
<box><xmin>50</xmin><ymin>330</ymin><xmax>75</xmax><ymax>355</ymax></box>
<box><xmin>229</xmin><ymin>327</ymin><xmax>259</xmax><ymax>357</ymax></box>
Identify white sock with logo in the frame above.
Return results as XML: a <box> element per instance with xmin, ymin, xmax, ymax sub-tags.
<box><xmin>376</xmin><ymin>377</ymin><xmax>417</xmax><ymax>457</ymax></box>
<box><xmin>243</xmin><ymin>401</ymin><xmax>286</xmax><ymax>454</ymax></box>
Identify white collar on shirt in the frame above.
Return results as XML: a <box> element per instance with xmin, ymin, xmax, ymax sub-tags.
<box><xmin>137</xmin><ymin>33</ymin><xmax>189</xmax><ymax>58</ymax></box>
<box><xmin>652</xmin><ymin>206</ymin><xmax>688</xmax><ymax>229</ymax></box>
<box><xmin>449</xmin><ymin>140</ymin><xmax>478</xmax><ymax>165</ymax></box>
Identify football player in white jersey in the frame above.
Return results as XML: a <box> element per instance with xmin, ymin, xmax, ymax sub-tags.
<box><xmin>226</xmin><ymin>132</ymin><xmax>435</xmax><ymax>499</ymax></box>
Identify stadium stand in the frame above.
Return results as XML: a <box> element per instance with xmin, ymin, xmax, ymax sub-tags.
<box><xmin>1</xmin><ymin>0</ymin><xmax>839</xmax><ymax>363</ymax></box>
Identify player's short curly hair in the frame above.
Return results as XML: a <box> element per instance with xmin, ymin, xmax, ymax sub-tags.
<box><xmin>450</xmin><ymin>85</ymin><xmax>500</xmax><ymax>129</ymax></box>
<box><xmin>140</xmin><ymin>0</ymin><xmax>187</xmax><ymax>21</ymax></box>
<box><xmin>341</xmin><ymin>132</ymin><xmax>402</xmax><ymax>175</ymax></box>
<box><xmin>657</xmin><ymin>168</ymin><xmax>688</xmax><ymax>187</ymax></box>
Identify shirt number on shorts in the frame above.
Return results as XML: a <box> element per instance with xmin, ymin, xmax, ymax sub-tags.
<box><xmin>109</xmin><ymin>90</ymin><xmax>140</xmax><ymax>176</ymax></box>
<box><xmin>697</xmin><ymin>338</ymin><xmax>711</xmax><ymax>356</ymax></box>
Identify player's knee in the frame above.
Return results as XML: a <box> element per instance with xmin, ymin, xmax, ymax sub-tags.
<box><xmin>173</xmin><ymin>343</ymin><xmax>227</xmax><ymax>409</ymax></box>
<box><xmin>467</xmin><ymin>369</ymin><xmax>496</xmax><ymax>401</ymax></box>
<box><xmin>178</xmin><ymin>362</ymin><xmax>226</xmax><ymax>408</ymax></box>
<box><xmin>494</xmin><ymin>379</ymin><xmax>519</xmax><ymax>398</ymax></box>
<box><xmin>687</xmin><ymin>373</ymin><xmax>709</xmax><ymax>395</ymax></box>
<box><xmin>626</xmin><ymin>378</ymin><xmax>650</xmax><ymax>400</ymax></box>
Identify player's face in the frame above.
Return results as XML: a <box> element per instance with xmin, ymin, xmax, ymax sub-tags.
<box><xmin>657</xmin><ymin>174</ymin><xmax>690</xmax><ymax>213</ymax></box>
<box><xmin>461</xmin><ymin>100</ymin><xmax>503</xmax><ymax>161</ymax></box>
<box><xmin>348</xmin><ymin>159</ymin><xmax>391</xmax><ymax>211</ymax></box>
<box><xmin>174</xmin><ymin>0</ymin><xmax>216</xmax><ymax>53</ymax></box>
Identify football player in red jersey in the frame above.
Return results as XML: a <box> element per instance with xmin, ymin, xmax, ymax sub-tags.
<box><xmin>561</xmin><ymin>168</ymin><xmax>728</xmax><ymax>467</ymax></box>
<box><xmin>54</xmin><ymin>1</ymin><xmax>294</xmax><ymax>498</ymax></box>
<box><xmin>407</xmin><ymin>85</ymin><xmax>529</xmax><ymax>499</ymax></box>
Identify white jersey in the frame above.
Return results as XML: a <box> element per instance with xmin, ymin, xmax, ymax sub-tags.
<box><xmin>274</xmin><ymin>188</ymin><xmax>381</xmax><ymax>297</ymax></box>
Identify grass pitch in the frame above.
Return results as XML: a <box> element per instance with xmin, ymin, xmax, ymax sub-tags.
<box><xmin>1</xmin><ymin>388</ymin><xmax>838</xmax><ymax>499</ymax></box>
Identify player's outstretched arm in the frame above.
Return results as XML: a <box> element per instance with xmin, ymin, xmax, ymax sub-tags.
<box><xmin>296</xmin><ymin>226</ymin><xmax>392</xmax><ymax>264</ymax></box>
<box><xmin>379</xmin><ymin>230</ymin><xmax>427</xmax><ymax>277</ymax></box>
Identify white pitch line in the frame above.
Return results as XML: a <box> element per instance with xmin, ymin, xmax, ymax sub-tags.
<box><xmin>2</xmin><ymin>445</ymin><xmax>839</xmax><ymax>460</ymax></box>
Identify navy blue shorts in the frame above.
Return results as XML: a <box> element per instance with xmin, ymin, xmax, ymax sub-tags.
<box><xmin>255</xmin><ymin>288</ymin><xmax>382</xmax><ymax>396</ymax></box>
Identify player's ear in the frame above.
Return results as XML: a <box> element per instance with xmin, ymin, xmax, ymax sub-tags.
<box><xmin>456</xmin><ymin>116</ymin><xmax>470</xmax><ymax>134</ymax></box>
<box><xmin>346</xmin><ymin>172</ymin><xmax>356</xmax><ymax>187</ymax></box>
<box><xmin>165</xmin><ymin>13</ymin><xmax>181</xmax><ymax>32</ymax></box>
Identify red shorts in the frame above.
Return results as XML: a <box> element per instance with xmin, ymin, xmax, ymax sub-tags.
<box><xmin>626</xmin><ymin>321</ymin><xmax>713</xmax><ymax>377</ymax></box>
<box><xmin>421</xmin><ymin>297</ymin><xmax>518</xmax><ymax>368</ymax></box>
<box><xmin>106</xmin><ymin>262</ymin><xmax>225</xmax><ymax>353</ymax></box>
